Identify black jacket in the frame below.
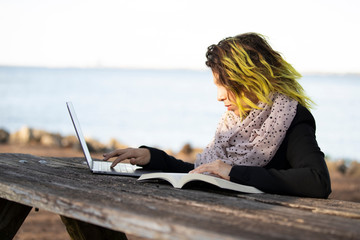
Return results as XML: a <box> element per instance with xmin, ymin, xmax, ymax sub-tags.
<box><xmin>141</xmin><ymin>104</ymin><xmax>332</xmax><ymax>198</ymax></box>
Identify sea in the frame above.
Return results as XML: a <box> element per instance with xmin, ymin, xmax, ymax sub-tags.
<box><xmin>1</xmin><ymin>66</ymin><xmax>359</xmax><ymax>161</ymax></box>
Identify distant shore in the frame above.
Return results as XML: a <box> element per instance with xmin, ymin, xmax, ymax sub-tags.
<box><xmin>1</xmin><ymin>126</ymin><xmax>360</xmax><ymax>203</ymax></box>
<box><xmin>0</xmin><ymin>126</ymin><xmax>203</xmax><ymax>162</ymax></box>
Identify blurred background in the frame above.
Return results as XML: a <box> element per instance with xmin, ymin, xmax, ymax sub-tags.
<box><xmin>0</xmin><ymin>0</ymin><xmax>360</xmax><ymax>159</ymax></box>
<box><xmin>1</xmin><ymin>0</ymin><xmax>359</xmax><ymax>161</ymax></box>
<box><xmin>1</xmin><ymin>1</ymin><xmax>360</xmax><ymax>239</ymax></box>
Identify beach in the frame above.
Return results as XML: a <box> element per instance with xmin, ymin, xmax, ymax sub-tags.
<box><xmin>1</xmin><ymin>130</ymin><xmax>359</xmax><ymax>240</ymax></box>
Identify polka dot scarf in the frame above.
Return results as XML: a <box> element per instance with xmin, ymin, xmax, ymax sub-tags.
<box><xmin>195</xmin><ymin>93</ymin><xmax>298</xmax><ymax>168</ymax></box>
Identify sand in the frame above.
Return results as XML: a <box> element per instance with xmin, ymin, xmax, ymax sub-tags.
<box><xmin>1</xmin><ymin>143</ymin><xmax>359</xmax><ymax>240</ymax></box>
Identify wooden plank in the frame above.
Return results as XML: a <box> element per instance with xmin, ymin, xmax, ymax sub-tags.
<box><xmin>236</xmin><ymin>194</ymin><xmax>360</xmax><ymax>219</ymax></box>
<box><xmin>0</xmin><ymin>198</ymin><xmax>32</xmax><ymax>240</ymax></box>
<box><xmin>0</xmin><ymin>153</ymin><xmax>359</xmax><ymax>240</ymax></box>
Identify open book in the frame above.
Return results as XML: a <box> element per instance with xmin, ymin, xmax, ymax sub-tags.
<box><xmin>138</xmin><ymin>172</ymin><xmax>263</xmax><ymax>194</ymax></box>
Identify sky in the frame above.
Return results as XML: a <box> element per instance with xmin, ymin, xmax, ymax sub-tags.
<box><xmin>0</xmin><ymin>0</ymin><xmax>359</xmax><ymax>73</ymax></box>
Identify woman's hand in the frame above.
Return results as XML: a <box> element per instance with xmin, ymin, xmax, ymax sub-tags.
<box><xmin>189</xmin><ymin>160</ymin><xmax>232</xmax><ymax>180</ymax></box>
<box><xmin>102</xmin><ymin>148</ymin><xmax>151</xmax><ymax>168</ymax></box>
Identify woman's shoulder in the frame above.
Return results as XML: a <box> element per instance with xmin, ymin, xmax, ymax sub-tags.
<box><xmin>290</xmin><ymin>104</ymin><xmax>316</xmax><ymax>130</ymax></box>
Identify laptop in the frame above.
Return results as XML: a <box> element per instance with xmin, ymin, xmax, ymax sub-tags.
<box><xmin>66</xmin><ymin>101</ymin><xmax>155</xmax><ymax>177</ymax></box>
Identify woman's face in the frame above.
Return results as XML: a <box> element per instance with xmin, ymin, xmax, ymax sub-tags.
<box><xmin>213</xmin><ymin>72</ymin><xmax>256</xmax><ymax>117</ymax></box>
<box><xmin>213</xmin><ymin>73</ymin><xmax>240</xmax><ymax>116</ymax></box>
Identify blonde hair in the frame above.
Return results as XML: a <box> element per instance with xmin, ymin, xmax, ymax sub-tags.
<box><xmin>206</xmin><ymin>32</ymin><xmax>313</xmax><ymax>119</ymax></box>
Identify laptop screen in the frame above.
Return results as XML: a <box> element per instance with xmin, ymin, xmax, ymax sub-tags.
<box><xmin>66</xmin><ymin>102</ymin><xmax>93</xmax><ymax>169</ymax></box>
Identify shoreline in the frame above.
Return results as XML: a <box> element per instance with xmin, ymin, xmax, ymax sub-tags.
<box><xmin>0</xmin><ymin>126</ymin><xmax>203</xmax><ymax>162</ymax></box>
<box><xmin>1</xmin><ymin>125</ymin><xmax>359</xmax><ymax>162</ymax></box>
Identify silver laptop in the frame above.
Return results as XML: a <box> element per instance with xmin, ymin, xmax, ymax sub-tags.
<box><xmin>66</xmin><ymin>101</ymin><xmax>154</xmax><ymax>177</ymax></box>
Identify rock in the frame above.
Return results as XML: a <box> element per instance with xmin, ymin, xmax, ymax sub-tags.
<box><xmin>9</xmin><ymin>126</ymin><xmax>34</xmax><ymax>144</ymax></box>
<box><xmin>86</xmin><ymin>138</ymin><xmax>109</xmax><ymax>153</ymax></box>
<box><xmin>108</xmin><ymin>138</ymin><xmax>127</xmax><ymax>150</ymax></box>
<box><xmin>9</xmin><ymin>127</ymin><xmax>65</xmax><ymax>147</ymax></box>
<box><xmin>32</xmin><ymin>129</ymin><xmax>49</xmax><ymax>142</ymax></box>
<box><xmin>0</xmin><ymin>129</ymin><xmax>10</xmax><ymax>143</ymax></box>
<box><xmin>179</xmin><ymin>143</ymin><xmax>193</xmax><ymax>155</ymax></box>
<box><xmin>347</xmin><ymin>161</ymin><xmax>360</xmax><ymax>178</ymax></box>
<box><xmin>40</xmin><ymin>133</ymin><xmax>62</xmax><ymax>147</ymax></box>
<box><xmin>61</xmin><ymin>135</ymin><xmax>80</xmax><ymax>149</ymax></box>
<box><xmin>176</xmin><ymin>143</ymin><xmax>202</xmax><ymax>164</ymax></box>
<box><xmin>336</xmin><ymin>160</ymin><xmax>348</xmax><ymax>174</ymax></box>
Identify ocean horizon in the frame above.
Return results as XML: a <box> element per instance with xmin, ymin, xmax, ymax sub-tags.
<box><xmin>1</xmin><ymin>66</ymin><xmax>359</xmax><ymax>162</ymax></box>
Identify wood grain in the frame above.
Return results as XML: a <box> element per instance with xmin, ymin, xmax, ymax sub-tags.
<box><xmin>1</xmin><ymin>153</ymin><xmax>359</xmax><ymax>240</ymax></box>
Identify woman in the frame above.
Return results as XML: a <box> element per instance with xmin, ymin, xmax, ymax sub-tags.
<box><xmin>103</xmin><ymin>33</ymin><xmax>331</xmax><ymax>198</ymax></box>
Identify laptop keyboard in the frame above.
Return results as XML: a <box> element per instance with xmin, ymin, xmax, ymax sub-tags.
<box><xmin>93</xmin><ymin>161</ymin><xmax>137</xmax><ymax>173</ymax></box>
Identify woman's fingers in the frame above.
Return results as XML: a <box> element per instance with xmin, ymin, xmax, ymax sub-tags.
<box><xmin>190</xmin><ymin>160</ymin><xmax>231</xmax><ymax>180</ymax></box>
<box><xmin>102</xmin><ymin>149</ymin><xmax>125</xmax><ymax>161</ymax></box>
<box><xmin>190</xmin><ymin>160</ymin><xmax>218</xmax><ymax>173</ymax></box>
<box><xmin>189</xmin><ymin>163</ymin><xmax>210</xmax><ymax>174</ymax></box>
<box><xmin>110</xmin><ymin>150</ymin><xmax>135</xmax><ymax>167</ymax></box>
<box><xmin>103</xmin><ymin>148</ymin><xmax>151</xmax><ymax>167</ymax></box>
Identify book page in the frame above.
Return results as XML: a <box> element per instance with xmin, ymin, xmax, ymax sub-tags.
<box><xmin>138</xmin><ymin>173</ymin><xmax>188</xmax><ymax>188</ymax></box>
<box><xmin>139</xmin><ymin>172</ymin><xmax>263</xmax><ymax>193</ymax></box>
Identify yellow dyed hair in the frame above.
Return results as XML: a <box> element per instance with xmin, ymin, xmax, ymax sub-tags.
<box><xmin>206</xmin><ymin>32</ymin><xmax>313</xmax><ymax>119</ymax></box>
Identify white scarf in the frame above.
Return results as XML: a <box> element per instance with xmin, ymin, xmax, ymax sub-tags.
<box><xmin>195</xmin><ymin>93</ymin><xmax>298</xmax><ymax>168</ymax></box>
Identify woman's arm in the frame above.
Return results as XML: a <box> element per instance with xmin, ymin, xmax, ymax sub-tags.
<box><xmin>139</xmin><ymin>146</ymin><xmax>194</xmax><ymax>173</ymax></box>
<box><xmin>102</xmin><ymin>146</ymin><xmax>194</xmax><ymax>172</ymax></box>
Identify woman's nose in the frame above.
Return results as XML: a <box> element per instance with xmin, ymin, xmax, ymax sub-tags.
<box><xmin>217</xmin><ymin>88</ymin><xmax>227</xmax><ymax>102</ymax></box>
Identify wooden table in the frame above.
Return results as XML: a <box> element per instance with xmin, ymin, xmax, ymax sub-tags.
<box><xmin>0</xmin><ymin>153</ymin><xmax>359</xmax><ymax>240</ymax></box>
